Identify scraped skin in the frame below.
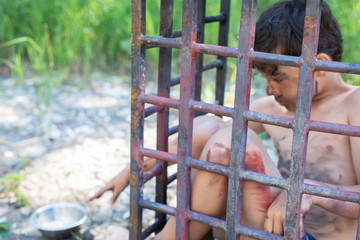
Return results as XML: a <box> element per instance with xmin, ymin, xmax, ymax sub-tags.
<box><xmin>153</xmin><ymin>127</ymin><xmax>282</xmax><ymax>240</ymax></box>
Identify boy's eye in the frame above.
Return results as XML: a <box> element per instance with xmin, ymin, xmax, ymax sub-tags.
<box><xmin>273</xmin><ymin>78</ymin><xmax>283</xmax><ymax>83</ymax></box>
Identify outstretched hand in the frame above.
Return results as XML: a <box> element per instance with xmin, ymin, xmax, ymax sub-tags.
<box><xmin>264</xmin><ymin>190</ymin><xmax>312</xmax><ymax>237</ymax></box>
<box><xmin>88</xmin><ymin>166</ymin><xmax>130</xmax><ymax>205</ymax></box>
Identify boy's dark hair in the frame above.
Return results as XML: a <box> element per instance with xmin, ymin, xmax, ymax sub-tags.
<box><xmin>254</xmin><ymin>0</ymin><xmax>343</xmax><ymax>75</ymax></box>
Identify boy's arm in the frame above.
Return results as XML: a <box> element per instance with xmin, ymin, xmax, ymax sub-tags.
<box><xmin>305</xmin><ymin>180</ymin><xmax>360</xmax><ymax>219</ymax></box>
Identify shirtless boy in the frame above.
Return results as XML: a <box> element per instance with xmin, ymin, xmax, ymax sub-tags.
<box><xmin>89</xmin><ymin>1</ymin><xmax>360</xmax><ymax>239</ymax></box>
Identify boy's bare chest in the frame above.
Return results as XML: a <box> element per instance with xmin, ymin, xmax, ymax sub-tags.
<box><xmin>265</xmin><ymin>125</ymin><xmax>356</xmax><ymax>185</ymax></box>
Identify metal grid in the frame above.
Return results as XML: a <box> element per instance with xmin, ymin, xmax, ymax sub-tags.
<box><xmin>130</xmin><ymin>0</ymin><xmax>360</xmax><ymax>239</ymax></box>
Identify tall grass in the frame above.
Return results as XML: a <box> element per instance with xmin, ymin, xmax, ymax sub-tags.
<box><xmin>0</xmin><ymin>0</ymin><xmax>358</xmax><ymax>83</ymax></box>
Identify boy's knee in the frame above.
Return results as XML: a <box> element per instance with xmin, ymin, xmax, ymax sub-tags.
<box><xmin>205</xmin><ymin>142</ymin><xmax>231</xmax><ymax>166</ymax></box>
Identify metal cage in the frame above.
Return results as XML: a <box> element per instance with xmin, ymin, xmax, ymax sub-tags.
<box><xmin>130</xmin><ymin>0</ymin><xmax>360</xmax><ymax>239</ymax></box>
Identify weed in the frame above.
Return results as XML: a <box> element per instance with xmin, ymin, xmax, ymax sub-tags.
<box><xmin>0</xmin><ymin>221</ymin><xmax>10</xmax><ymax>238</ymax></box>
<box><xmin>0</xmin><ymin>173</ymin><xmax>30</xmax><ymax>208</ymax></box>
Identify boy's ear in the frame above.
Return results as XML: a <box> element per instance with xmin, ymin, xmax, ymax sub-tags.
<box><xmin>315</xmin><ymin>53</ymin><xmax>332</xmax><ymax>77</ymax></box>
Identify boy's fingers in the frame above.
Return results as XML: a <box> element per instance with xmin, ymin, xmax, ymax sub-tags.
<box><xmin>273</xmin><ymin>220</ymin><xmax>284</xmax><ymax>236</ymax></box>
<box><xmin>88</xmin><ymin>186</ymin><xmax>110</xmax><ymax>201</ymax></box>
<box><xmin>264</xmin><ymin>216</ymin><xmax>273</xmax><ymax>233</ymax></box>
<box><xmin>110</xmin><ymin>189</ymin><xmax>121</xmax><ymax>205</ymax></box>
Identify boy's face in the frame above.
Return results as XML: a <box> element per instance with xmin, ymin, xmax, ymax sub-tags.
<box><xmin>261</xmin><ymin>65</ymin><xmax>300</xmax><ymax>112</ymax></box>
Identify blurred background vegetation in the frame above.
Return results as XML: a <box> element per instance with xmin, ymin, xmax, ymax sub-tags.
<box><xmin>0</xmin><ymin>0</ymin><xmax>359</xmax><ymax>85</ymax></box>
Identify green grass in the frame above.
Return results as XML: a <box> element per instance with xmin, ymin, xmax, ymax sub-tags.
<box><xmin>0</xmin><ymin>173</ymin><xmax>30</xmax><ymax>208</ymax></box>
<box><xmin>0</xmin><ymin>221</ymin><xmax>10</xmax><ymax>239</ymax></box>
<box><xmin>0</xmin><ymin>0</ymin><xmax>358</xmax><ymax>84</ymax></box>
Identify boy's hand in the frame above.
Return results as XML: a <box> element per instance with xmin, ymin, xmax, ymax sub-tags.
<box><xmin>88</xmin><ymin>166</ymin><xmax>130</xmax><ymax>204</ymax></box>
<box><xmin>264</xmin><ymin>190</ymin><xmax>312</xmax><ymax>237</ymax></box>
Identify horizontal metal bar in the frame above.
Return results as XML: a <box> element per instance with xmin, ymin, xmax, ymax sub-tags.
<box><xmin>303</xmin><ymin>183</ymin><xmax>360</xmax><ymax>203</ymax></box>
<box><xmin>186</xmin><ymin>158</ymin><xmax>229</xmax><ymax>176</ymax></box>
<box><xmin>186</xmin><ymin>210</ymin><xmax>226</xmax><ymax>230</ymax></box>
<box><xmin>236</xmin><ymin>225</ymin><xmax>282</xmax><ymax>240</ymax></box>
<box><xmin>203</xmin><ymin>59</ymin><xmax>224</xmax><ymax>70</ymax></box>
<box><xmin>193</xmin><ymin>43</ymin><xmax>238</xmax><ymax>58</ymax></box>
<box><xmin>189</xmin><ymin>100</ymin><xmax>234</xmax><ymax>117</ymax></box>
<box><xmin>171</xmin><ymin>60</ymin><xmax>224</xmax><ymax>87</ymax></box>
<box><xmin>167</xmin><ymin>172</ymin><xmax>177</xmax><ymax>184</ymax></box>
<box><xmin>141</xmin><ymin>94</ymin><xmax>179</xmax><ymax>109</ymax></box>
<box><xmin>309</xmin><ymin>120</ymin><xmax>360</xmax><ymax>137</ymax></box>
<box><xmin>142</xmin><ymin>35</ymin><xmax>182</xmax><ymax>49</ymax></box>
<box><xmin>249</xmin><ymin>50</ymin><xmax>301</xmax><ymax>68</ymax></box>
<box><xmin>139</xmin><ymin>147</ymin><xmax>178</xmax><ymax>164</ymax></box>
<box><xmin>139</xmin><ymin>37</ymin><xmax>360</xmax><ymax>77</ymax></box>
<box><xmin>204</xmin><ymin>12</ymin><xmax>226</xmax><ymax>23</ymax></box>
<box><xmin>143</xmin><ymin>164</ymin><xmax>162</xmax><ymax>183</ymax></box>
<box><xmin>145</xmin><ymin>105</ymin><xmax>164</xmax><ymax>118</ymax></box>
<box><xmin>244</xmin><ymin>111</ymin><xmax>293</xmax><ymax>129</ymax></box>
<box><xmin>142</xmin><ymin>220</ymin><xmax>163</xmax><ymax>239</ymax></box>
<box><xmin>139</xmin><ymin>199</ymin><xmax>176</xmax><ymax>216</ymax></box>
<box><xmin>169</xmin><ymin>125</ymin><xmax>179</xmax><ymax>136</ymax></box>
<box><xmin>170</xmin><ymin>76</ymin><xmax>181</xmax><ymax>87</ymax></box>
<box><xmin>315</xmin><ymin>59</ymin><xmax>360</xmax><ymax>74</ymax></box>
<box><xmin>171</xmin><ymin>29</ymin><xmax>182</xmax><ymax>38</ymax></box>
<box><xmin>240</xmin><ymin>170</ymin><xmax>288</xmax><ymax>190</ymax></box>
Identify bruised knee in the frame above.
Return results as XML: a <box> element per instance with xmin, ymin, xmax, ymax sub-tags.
<box><xmin>205</xmin><ymin>142</ymin><xmax>231</xmax><ymax>166</ymax></box>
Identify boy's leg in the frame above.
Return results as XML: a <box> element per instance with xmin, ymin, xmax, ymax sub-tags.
<box><xmin>154</xmin><ymin>127</ymin><xmax>282</xmax><ymax>240</ymax></box>
<box><xmin>168</xmin><ymin>115</ymin><xmax>229</xmax><ymax>159</ymax></box>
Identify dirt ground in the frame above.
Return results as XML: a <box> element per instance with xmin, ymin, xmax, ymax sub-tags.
<box><xmin>0</xmin><ymin>71</ymin><xmax>275</xmax><ymax>240</ymax></box>
<box><xmin>0</xmin><ymin>73</ymin><xmax>176</xmax><ymax>239</ymax></box>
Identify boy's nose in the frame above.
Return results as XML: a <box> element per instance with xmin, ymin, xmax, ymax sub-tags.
<box><xmin>266</xmin><ymin>85</ymin><xmax>278</xmax><ymax>96</ymax></box>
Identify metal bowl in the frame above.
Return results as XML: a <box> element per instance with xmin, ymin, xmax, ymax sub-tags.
<box><xmin>29</xmin><ymin>202</ymin><xmax>88</xmax><ymax>239</ymax></box>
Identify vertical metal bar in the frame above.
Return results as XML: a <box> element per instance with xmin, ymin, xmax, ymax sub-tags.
<box><xmin>284</xmin><ymin>0</ymin><xmax>321</xmax><ymax>239</ymax></box>
<box><xmin>176</xmin><ymin>0</ymin><xmax>197</xmax><ymax>239</ymax></box>
<box><xmin>130</xmin><ymin>0</ymin><xmax>146</xmax><ymax>239</ymax></box>
<box><xmin>215</xmin><ymin>0</ymin><xmax>230</xmax><ymax>107</ymax></box>
<box><xmin>155</xmin><ymin>0</ymin><xmax>173</xmax><ymax>231</ymax></box>
<box><xmin>194</xmin><ymin>0</ymin><xmax>205</xmax><ymax>115</ymax></box>
<box><xmin>226</xmin><ymin>0</ymin><xmax>257</xmax><ymax>239</ymax></box>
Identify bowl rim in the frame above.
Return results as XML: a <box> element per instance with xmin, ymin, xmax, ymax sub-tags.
<box><xmin>29</xmin><ymin>202</ymin><xmax>88</xmax><ymax>231</ymax></box>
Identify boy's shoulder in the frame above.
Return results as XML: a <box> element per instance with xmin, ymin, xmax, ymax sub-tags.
<box><xmin>250</xmin><ymin>96</ymin><xmax>287</xmax><ymax>115</ymax></box>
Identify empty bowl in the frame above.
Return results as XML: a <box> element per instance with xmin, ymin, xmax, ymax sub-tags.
<box><xmin>29</xmin><ymin>202</ymin><xmax>88</xmax><ymax>239</ymax></box>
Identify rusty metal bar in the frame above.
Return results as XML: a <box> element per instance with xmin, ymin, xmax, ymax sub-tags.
<box><xmin>169</xmin><ymin>125</ymin><xmax>179</xmax><ymax>136</ymax></box>
<box><xmin>235</xmin><ymin>225</ymin><xmax>282</xmax><ymax>240</ymax></box>
<box><xmin>141</xmin><ymin>94</ymin><xmax>179</xmax><ymax>109</ymax></box>
<box><xmin>303</xmin><ymin>183</ymin><xmax>360</xmax><ymax>203</ymax></box>
<box><xmin>130</xmin><ymin>0</ymin><xmax>146</xmax><ymax>239</ymax></box>
<box><xmin>142</xmin><ymin>35</ymin><xmax>183</xmax><ymax>49</ymax></box>
<box><xmin>143</xmin><ymin>164</ymin><xmax>162</xmax><ymax>183</ymax></box>
<box><xmin>215</xmin><ymin>0</ymin><xmax>230</xmax><ymax>108</ymax></box>
<box><xmin>226</xmin><ymin>0</ymin><xmax>257</xmax><ymax>239</ymax></box>
<box><xmin>139</xmin><ymin>199</ymin><xmax>176</xmax><ymax>216</ymax></box>
<box><xmin>143</xmin><ymin>221</ymin><xmax>163</xmax><ymax>239</ymax></box>
<box><xmin>167</xmin><ymin>172</ymin><xmax>177</xmax><ymax>184</ymax></box>
<box><xmin>284</xmin><ymin>1</ymin><xmax>321</xmax><ymax>239</ymax></box>
<box><xmin>145</xmin><ymin>105</ymin><xmax>164</xmax><ymax>118</ymax></box>
<box><xmin>186</xmin><ymin>157</ymin><xmax>229</xmax><ymax>176</ymax></box>
<box><xmin>139</xmin><ymin>147</ymin><xmax>178</xmax><ymax>164</ymax></box>
<box><xmin>314</xmin><ymin>59</ymin><xmax>360</xmax><ymax>74</ymax></box>
<box><xmin>175</xmin><ymin>0</ymin><xmax>198</xmax><ymax>238</ymax></box>
<box><xmin>244</xmin><ymin>111</ymin><xmax>293</xmax><ymax>129</ymax></box>
<box><xmin>204</xmin><ymin>13</ymin><xmax>226</xmax><ymax>23</ymax></box>
<box><xmin>171</xmin><ymin>29</ymin><xmax>182</xmax><ymax>38</ymax></box>
<box><xmin>155</xmin><ymin>0</ymin><xmax>173</xmax><ymax>231</ymax></box>
<box><xmin>190</xmin><ymin>99</ymin><xmax>233</xmax><ymax>117</ymax></box>
<box><xmin>141</xmin><ymin>35</ymin><xmax>360</xmax><ymax>75</ymax></box>
<box><xmin>171</xmin><ymin>60</ymin><xmax>224</xmax><ymax>87</ymax></box>
<box><xmin>194</xmin><ymin>0</ymin><xmax>206</xmax><ymax>115</ymax></box>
